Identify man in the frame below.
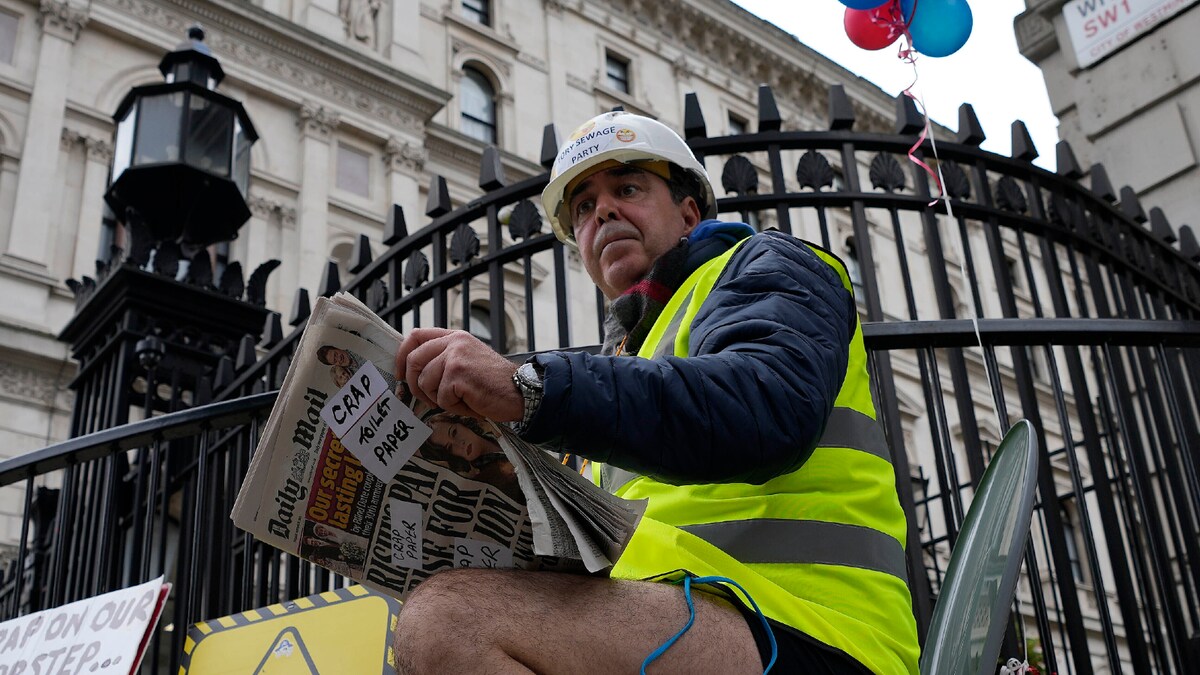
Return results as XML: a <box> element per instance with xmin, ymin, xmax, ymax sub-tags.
<box><xmin>393</xmin><ymin>112</ymin><xmax>919</xmax><ymax>674</ymax></box>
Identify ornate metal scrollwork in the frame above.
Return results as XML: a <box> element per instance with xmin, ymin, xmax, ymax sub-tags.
<box><xmin>722</xmin><ymin>155</ymin><xmax>759</xmax><ymax>195</ymax></box>
<box><xmin>246</xmin><ymin>260</ymin><xmax>282</xmax><ymax>306</ymax></box>
<box><xmin>994</xmin><ymin>176</ymin><xmax>1027</xmax><ymax>214</ymax></box>
<box><xmin>1048</xmin><ymin>194</ymin><xmax>1072</xmax><ymax>229</ymax></box>
<box><xmin>941</xmin><ymin>162</ymin><xmax>971</xmax><ymax>201</ymax></box>
<box><xmin>403</xmin><ymin>250</ymin><xmax>429</xmax><ymax>291</ymax></box>
<box><xmin>508</xmin><ymin>200</ymin><xmax>543</xmax><ymax>241</ymax></box>
<box><xmin>795</xmin><ymin>151</ymin><xmax>834</xmax><ymax>192</ymax></box>
<box><xmin>868</xmin><ymin>153</ymin><xmax>905</xmax><ymax>192</ymax></box>
<box><xmin>367</xmin><ymin>278</ymin><xmax>389</xmax><ymax>313</ymax></box>
<box><xmin>449</xmin><ymin>223</ymin><xmax>481</xmax><ymax>266</ymax></box>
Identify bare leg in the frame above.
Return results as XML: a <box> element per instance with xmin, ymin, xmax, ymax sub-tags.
<box><xmin>394</xmin><ymin>568</ymin><xmax>762</xmax><ymax>675</ymax></box>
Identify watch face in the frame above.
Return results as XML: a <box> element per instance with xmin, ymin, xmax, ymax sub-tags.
<box><xmin>518</xmin><ymin>363</ymin><xmax>542</xmax><ymax>389</ymax></box>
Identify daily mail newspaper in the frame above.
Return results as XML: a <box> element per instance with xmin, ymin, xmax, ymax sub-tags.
<box><xmin>232</xmin><ymin>293</ymin><xmax>643</xmax><ymax>600</ymax></box>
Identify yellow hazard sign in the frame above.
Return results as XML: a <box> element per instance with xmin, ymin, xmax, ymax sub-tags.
<box><xmin>179</xmin><ymin>585</ymin><xmax>400</xmax><ymax>674</ymax></box>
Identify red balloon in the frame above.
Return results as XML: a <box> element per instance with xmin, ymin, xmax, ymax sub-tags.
<box><xmin>844</xmin><ymin>2</ymin><xmax>904</xmax><ymax>51</ymax></box>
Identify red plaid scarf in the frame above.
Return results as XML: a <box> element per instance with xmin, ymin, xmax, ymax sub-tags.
<box><xmin>601</xmin><ymin>240</ymin><xmax>691</xmax><ymax>356</ymax></box>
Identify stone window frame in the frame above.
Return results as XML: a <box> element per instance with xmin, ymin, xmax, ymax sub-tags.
<box><xmin>591</xmin><ymin>40</ymin><xmax>651</xmax><ymax>115</ymax></box>
<box><xmin>604</xmin><ymin>50</ymin><xmax>630</xmax><ymax>94</ymax></box>
<box><xmin>448</xmin><ymin>48</ymin><xmax>514</xmax><ymax>149</ymax></box>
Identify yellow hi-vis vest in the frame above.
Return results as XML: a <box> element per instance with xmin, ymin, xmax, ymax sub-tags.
<box><xmin>596</xmin><ymin>239</ymin><xmax>920</xmax><ymax>675</ymax></box>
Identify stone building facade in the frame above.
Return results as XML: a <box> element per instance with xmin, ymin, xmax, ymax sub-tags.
<box><xmin>0</xmin><ymin>0</ymin><xmax>906</xmax><ymax>458</ymax></box>
<box><xmin>1016</xmin><ymin>0</ymin><xmax>1199</xmax><ymax>221</ymax></box>
<box><xmin>0</xmin><ymin>2</ymin><xmax>1178</xmax><ymax>669</ymax></box>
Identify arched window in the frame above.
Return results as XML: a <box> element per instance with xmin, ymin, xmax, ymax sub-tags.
<box><xmin>460</xmin><ymin>67</ymin><xmax>497</xmax><ymax>145</ymax></box>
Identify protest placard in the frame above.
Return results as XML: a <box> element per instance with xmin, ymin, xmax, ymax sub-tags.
<box><xmin>0</xmin><ymin>577</ymin><xmax>169</xmax><ymax>675</ymax></box>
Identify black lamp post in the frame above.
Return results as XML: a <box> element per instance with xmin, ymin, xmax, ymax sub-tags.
<box><xmin>104</xmin><ymin>26</ymin><xmax>257</xmax><ymax>250</ymax></box>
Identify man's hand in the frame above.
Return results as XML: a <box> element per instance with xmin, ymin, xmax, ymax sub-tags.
<box><xmin>395</xmin><ymin>328</ymin><xmax>523</xmax><ymax>422</ymax></box>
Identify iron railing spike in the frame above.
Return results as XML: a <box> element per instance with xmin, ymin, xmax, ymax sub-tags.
<box><xmin>259</xmin><ymin>312</ymin><xmax>283</xmax><ymax>348</ymax></box>
<box><xmin>235</xmin><ymin>334</ymin><xmax>257</xmax><ymax>371</ymax></box>
<box><xmin>895</xmin><ymin>94</ymin><xmax>923</xmax><ymax>136</ymax></box>
<box><xmin>1179</xmin><ymin>225</ymin><xmax>1200</xmax><ymax>262</ymax></box>
<box><xmin>349</xmin><ymin>234</ymin><xmax>373</xmax><ymax>274</ymax></box>
<box><xmin>540</xmin><ymin>124</ymin><xmax>559</xmax><ymax>169</ymax></box>
<box><xmin>479</xmin><ymin>146</ymin><xmax>506</xmax><ymax>191</ymax></box>
<box><xmin>956</xmin><ymin>103</ymin><xmax>985</xmax><ymax>146</ymax></box>
<box><xmin>683</xmin><ymin>92</ymin><xmax>707</xmax><ymax>140</ymax></box>
<box><xmin>829</xmin><ymin>85</ymin><xmax>855</xmax><ymax>131</ymax></box>
<box><xmin>757</xmin><ymin>85</ymin><xmax>782</xmax><ymax>132</ymax></box>
<box><xmin>384</xmin><ymin>205</ymin><xmax>407</xmax><ymax>245</ymax></box>
<box><xmin>1149</xmin><ymin>208</ymin><xmax>1177</xmax><ymax>244</ymax></box>
<box><xmin>425</xmin><ymin>175</ymin><xmax>451</xmax><ymax>217</ymax></box>
<box><xmin>1119</xmin><ymin>187</ymin><xmax>1148</xmax><ymax>223</ymax></box>
<box><xmin>1056</xmin><ymin>141</ymin><xmax>1084</xmax><ymax>179</ymax></box>
<box><xmin>273</xmin><ymin>354</ymin><xmax>291</xmax><ymax>389</ymax></box>
<box><xmin>317</xmin><ymin>259</ymin><xmax>341</xmax><ymax>297</ymax></box>
<box><xmin>1011</xmin><ymin>121</ymin><xmax>1039</xmax><ymax>162</ymax></box>
<box><xmin>289</xmin><ymin>288</ymin><xmax>311</xmax><ymax>326</ymax></box>
<box><xmin>1089</xmin><ymin>163</ymin><xmax>1118</xmax><ymax>202</ymax></box>
<box><xmin>213</xmin><ymin>356</ymin><xmax>235</xmax><ymax>391</ymax></box>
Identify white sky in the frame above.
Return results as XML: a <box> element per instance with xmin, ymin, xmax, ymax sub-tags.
<box><xmin>731</xmin><ymin>0</ymin><xmax>1060</xmax><ymax>170</ymax></box>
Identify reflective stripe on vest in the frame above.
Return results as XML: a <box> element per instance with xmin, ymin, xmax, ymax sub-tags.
<box><xmin>651</xmin><ymin>289</ymin><xmax>694</xmax><ymax>359</ymax></box>
<box><xmin>819</xmin><ymin>407</ymin><xmax>891</xmax><ymax>463</ymax></box>
<box><xmin>600</xmin><ymin>407</ymin><xmax>889</xmax><ymax>492</ymax></box>
<box><xmin>679</xmin><ymin>519</ymin><xmax>907</xmax><ymax>581</ymax></box>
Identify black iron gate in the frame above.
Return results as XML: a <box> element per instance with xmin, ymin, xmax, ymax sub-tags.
<box><xmin>1</xmin><ymin>85</ymin><xmax>1197</xmax><ymax>674</ymax></box>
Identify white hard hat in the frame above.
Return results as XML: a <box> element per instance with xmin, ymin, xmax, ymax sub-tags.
<box><xmin>541</xmin><ymin>111</ymin><xmax>716</xmax><ymax>245</ymax></box>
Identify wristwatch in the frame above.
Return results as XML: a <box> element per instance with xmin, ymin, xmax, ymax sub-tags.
<box><xmin>511</xmin><ymin>361</ymin><xmax>544</xmax><ymax>433</ymax></box>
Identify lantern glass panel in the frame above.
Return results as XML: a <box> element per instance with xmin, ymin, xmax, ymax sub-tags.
<box><xmin>134</xmin><ymin>92</ymin><xmax>185</xmax><ymax>165</ymax></box>
<box><xmin>184</xmin><ymin>95</ymin><xmax>233</xmax><ymax>177</ymax></box>
<box><xmin>112</xmin><ymin>106</ymin><xmax>136</xmax><ymax>181</ymax></box>
<box><xmin>232</xmin><ymin>117</ymin><xmax>251</xmax><ymax>196</ymax></box>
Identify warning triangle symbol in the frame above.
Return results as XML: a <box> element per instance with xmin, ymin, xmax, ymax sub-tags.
<box><xmin>252</xmin><ymin>627</ymin><xmax>321</xmax><ymax>674</ymax></box>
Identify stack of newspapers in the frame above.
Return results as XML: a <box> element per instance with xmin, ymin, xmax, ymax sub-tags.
<box><xmin>231</xmin><ymin>293</ymin><xmax>644</xmax><ymax>599</ymax></box>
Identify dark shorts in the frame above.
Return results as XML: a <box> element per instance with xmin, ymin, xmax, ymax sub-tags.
<box><xmin>733</xmin><ymin>599</ymin><xmax>873</xmax><ymax>674</ymax></box>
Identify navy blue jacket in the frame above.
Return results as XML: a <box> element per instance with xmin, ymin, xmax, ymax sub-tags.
<box><xmin>523</xmin><ymin>229</ymin><xmax>854</xmax><ymax>485</ymax></box>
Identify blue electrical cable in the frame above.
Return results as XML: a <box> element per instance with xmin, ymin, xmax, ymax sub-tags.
<box><xmin>640</xmin><ymin>575</ymin><xmax>777</xmax><ymax>674</ymax></box>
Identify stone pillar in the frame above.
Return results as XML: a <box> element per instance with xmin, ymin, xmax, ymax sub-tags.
<box><xmin>383</xmin><ymin>136</ymin><xmax>425</xmax><ymax>217</ymax></box>
<box><xmin>498</xmin><ymin>91</ymin><xmax>515</xmax><ymax>151</ymax></box>
<box><xmin>542</xmin><ymin>0</ymin><xmax>568</xmax><ymax>128</ymax></box>
<box><xmin>5</xmin><ymin>0</ymin><xmax>87</xmax><ymax>272</ymax></box>
<box><xmin>296</xmin><ymin>102</ymin><xmax>338</xmax><ymax>290</ymax></box>
<box><xmin>71</xmin><ymin>135</ymin><xmax>113</xmax><ymax>281</ymax></box>
<box><xmin>389</xmin><ymin>0</ymin><xmax>428</xmax><ymax>78</ymax></box>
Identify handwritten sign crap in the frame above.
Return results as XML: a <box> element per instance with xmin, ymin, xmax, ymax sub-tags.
<box><xmin>0</xmin><ymin>577</ymin><xmax>168</xmax><ymax>675</ymax></box>
<box><xmin>320</xmin><ymin>361</ymin><xmax>431</xmax><ymax>483</ymax></box>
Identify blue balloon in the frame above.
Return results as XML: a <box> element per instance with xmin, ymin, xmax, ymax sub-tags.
<box><xmin>900</xmin><ymin>0</ymin><xmax>973</xmax><ymax>58</ymax></box>
<box><xmin>839</xmin><ymin>0</ymin><xmax>890</xmax><ymax>9</ymax></box>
